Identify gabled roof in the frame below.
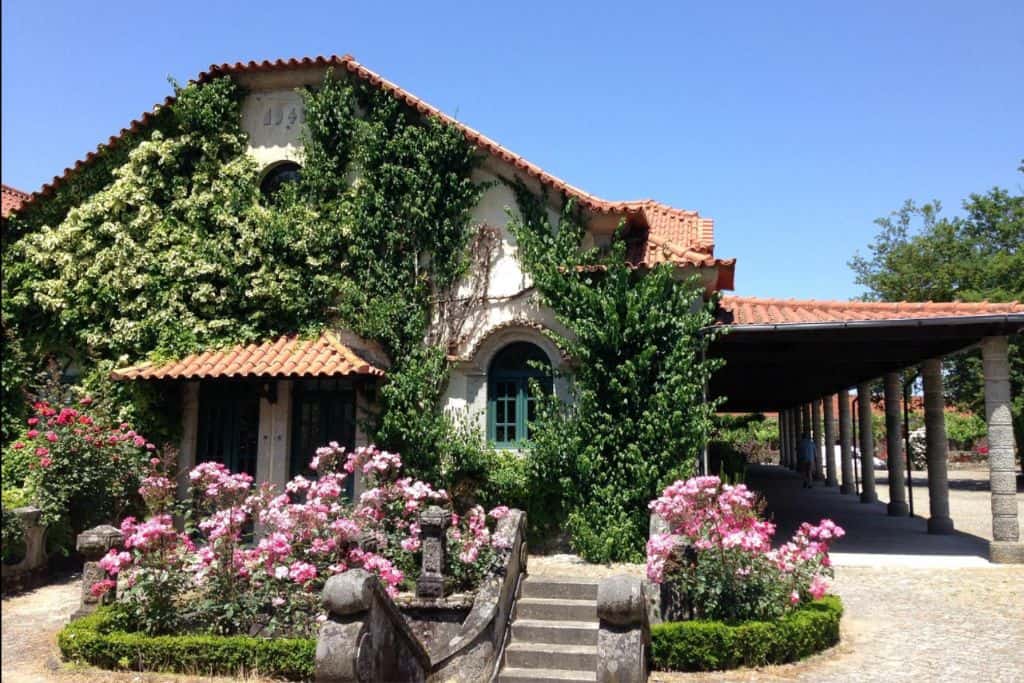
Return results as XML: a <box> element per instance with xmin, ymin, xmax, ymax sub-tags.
<box><xmin>717</xmin><ymin>296</ymin><xmax>1024</xmax><ymax>327</ymax></box>
<box><xmin>111</xmin><ymin>331</ymin><xmax>389</xmax><ymax>381</ymax></box>
<box><xmin>2</xmin><ymin>184</ymin><xmax>29</xmax><ymax>218</ymax></box>
<box><xmin>17</xmin><ymin>55</ymin><xmax>733</xmax><ymax>286</ymax></box>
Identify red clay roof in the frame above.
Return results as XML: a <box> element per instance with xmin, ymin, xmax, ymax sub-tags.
<box><xmin>718</xmin><ymin>296</ymin><xmax>1024</xmax><ymax>326</ymax></box>
<box><xmin>111</xmin><ymin>331</ymin><xmax>389</xmax><ymax>381</ymax></box>
<box><xmin>17</xmin><ymin>55</ymin><xmax>732</xmax><ymax>287</ymax></box>
<box><xmin>2</xmin><ymin>184</ymin><xmax>29</xmax><ymax>218</ymax></box>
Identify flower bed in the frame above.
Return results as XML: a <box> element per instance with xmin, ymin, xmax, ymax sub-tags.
<box><xmin>58</xmin><ymin>607</ymin><xmax>314</xmax><ymax>680</ymax></box>
<box><xmin>650</xmin><ymin>595</ymin><xmax>843</xmax><ymax>671</ymax></box>
<box><xmin>646</xmin><ymin>475</ymin><xmax>844</xmax><ymax>670</ymax></box>
<box><xmin>647</xmin><ymin>476</ymin><xmax>844</xmax><ymax>623</ymax></box>
<box><xmin>87</xmin><ymin>444</ymin><xmax>510</xmax><ymax>639</ymax></box>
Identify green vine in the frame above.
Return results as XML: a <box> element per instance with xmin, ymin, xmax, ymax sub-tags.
<box><xmin>507</xmin><ymin>181</ymin><xmax>724</xmax><ymax>562</ymax></box>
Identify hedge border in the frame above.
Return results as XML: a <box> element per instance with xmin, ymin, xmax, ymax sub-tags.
<box><xmin>651</xmin><ymin>595</ymin><xmax>843</xmax><ymax>672</ymax></box>
<box><xmin>57</xmin><ymin>608</ymin><xmax>315</xmax><ymax>681</ymax></box>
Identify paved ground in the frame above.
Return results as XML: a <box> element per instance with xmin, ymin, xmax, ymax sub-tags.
<box><xmin>4</xmin><ymin>464</ymin><xmax>1022</xmax><ymax>682</ymax></box>
<box><xmin>750</xmin><ymin>464</ymin><xmax>1023</xmax><ymax>566</ymax></box>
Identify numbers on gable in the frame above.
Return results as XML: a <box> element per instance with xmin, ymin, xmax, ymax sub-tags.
<box><xmin>262</xmin><ymin>104</ymin><xmax>304</xmax><ymax>130</ymax></box>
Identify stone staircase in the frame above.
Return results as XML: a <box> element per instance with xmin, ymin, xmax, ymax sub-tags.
<box><xmin>498</xmin><ymin>576</ymin><xmax>599</xmax><ymax>682</ymax></box>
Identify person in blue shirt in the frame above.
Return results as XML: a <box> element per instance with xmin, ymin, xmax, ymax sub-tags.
<box><xmin>798</xmin><ymin>432</ymin><xmax>816</xmax><ymax>488</ymax></box>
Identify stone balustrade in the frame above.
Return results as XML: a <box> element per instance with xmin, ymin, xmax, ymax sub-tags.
<box><xmin>596</xmin><ymin>574</ymin><xmax>649</xmax><ymax>683</ymax></box>
<box><xmin>1</xmin><ymin>506</ymin><xmax>48</xmax><ymax>594</ymax></box>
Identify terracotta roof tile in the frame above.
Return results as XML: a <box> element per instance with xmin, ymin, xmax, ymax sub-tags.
<box><xmin>717</xmin><ymin>296</ymin><xmax>1024</xmax><ymax>326</ymax></box>
<box><xmin>111</xmin><ymin>330</ymin><xmax>389</xmax><ymax>380</ymax></box>
<box><xmin>17</xmin><ymin>55</ymin><xmax>729</xmax><ymax>286</ymax></box>
<box><xmin>2</xmin><ymin>184</ymin><xmax>29</xmax><ymax>218</ymax></box>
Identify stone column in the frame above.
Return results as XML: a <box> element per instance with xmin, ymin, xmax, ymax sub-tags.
<box><xmin>812</xmin><ymin>399</ymin><xmax>824</xmax><ymax>481</ymax></box>
<box><xmin>784</xmin><ymin>409</ymin><xmax>793</xmax><ymax>469</ymax></box>
<box><xmin>774</xmin><ymin>413</ymin><xmax>782</xmax><ymax>466</ymax></box>
<box><xmin>857</xmin><ymin>383</ymin><xmax>878</xmax><ymax>503</ymax></box>
<box><xmin>789</xmin><ymin>408</ymin><xmax>799</xmax><ymax>470</ymax></box>
<box><xmin>982</xmin><ymin>337</ymin><xmax>1022</xmax><ymax>563</ymax></box>
<box><xmin>922</xmin><ymin>358</ymin><xmax>954</xmax><ymax>534</ymax></box>
<box><xmin>884</xmin><ymin>373</ymin><xmax>909</xmax><ymax>516</ymax></box>
<box><xmin>800</xmin><ymin>403</ymin><xmax>811</xmax><ymax>440</ymax></box>
<box><xmin>178</xmin><ymin>381</ymin><xmax>200</xmax><ymax>498</ymax></box>
<box><xmin>416</xmin><ymin>505</ymin><xmax>450</xmax><ymax>598</ymax></box>
<box><xmin>838</xmin><ymin>390</ymin><xmax>855</xmax><ymax>494</ymax></box>
<box><xmin>74</xmin><ymin>525</ymin><xmax>124</xmax><ymax>619</ymax></box>
<box><xmin>823</xmin><ymin>395</ymin><xmax>838</xmax><ymax>487</ymax></box>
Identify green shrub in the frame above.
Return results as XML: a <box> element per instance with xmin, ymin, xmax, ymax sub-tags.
<box><xmin>509</xmin><ymin>184</ymin><xmax>721</xmax><ymax>563</ymax></box>
<box><xmin>650</xmin><ymin>595</ymin><xmax>842</xmax><ymax>671</ymax></box>
<box><xmin>57</xmin><ymin>607</ymin><xmax>315</xmax><ymax>680</ymax></box>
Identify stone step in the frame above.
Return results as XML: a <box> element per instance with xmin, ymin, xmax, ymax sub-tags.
<box><xmin>522</xmin><ymin>576</ymin><xmax>599</xmax><ymax>601</ymax></box>
<box><xmin>504</xmin><ymin>642</ymin><xmax>598</xmax><ymax>671</ymax></box>
<box><xmin>512</xmin><ymin>618</ymin><xmax>598</xmax><ymax>646</ymax></box>
<box><xmin>515</xmin><ymin>597</ymin><xmax>596</xmax><ymax>622</ymax></box>
<box><xmin>498</xmin><ymin>667</ymin><xmax>596</xmax><ymax>682</ymax></box>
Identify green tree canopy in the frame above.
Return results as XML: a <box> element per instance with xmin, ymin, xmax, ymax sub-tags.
<box><xmin>849</xmin><ymin>161</ymin><xmax>1023</xmax><ymax>459</ymax></box>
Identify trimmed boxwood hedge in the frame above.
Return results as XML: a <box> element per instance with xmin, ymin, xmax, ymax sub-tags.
<box><xmin>57</xmin><ymin>608</ymin><xmax>315</xmax><ymax>680</ymax></box>
<box><xmin>651</xmin><ymin>595</ymin><xmax>842</xmax><ymax>672</ymax></box>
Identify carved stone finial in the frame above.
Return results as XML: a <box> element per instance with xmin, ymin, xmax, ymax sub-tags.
<box><xmin>73</xmin><ymin>524</ymin><xmax>125</xmax><ymax>619</ymax></box>
<box><xmin>416</xmin><ymin>505</ymin><xmax>450</xmax><ymax>598</ymax></box>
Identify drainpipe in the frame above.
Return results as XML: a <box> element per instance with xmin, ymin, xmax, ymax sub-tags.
<box><xmin>700</xmin><ymin>346</ymin><xmax>709</xmax><ymax>476</ymax></box>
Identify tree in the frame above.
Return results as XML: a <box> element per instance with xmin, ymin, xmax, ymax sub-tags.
<box><xmin>849</xmin><ymin>162</ymin><xmax>1023</xmax><ymax>466</ymax></box>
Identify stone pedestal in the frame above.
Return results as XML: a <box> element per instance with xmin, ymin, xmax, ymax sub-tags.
<box><xmin>416</xmin><ymin>506</ymin><xmax>450</xmax><ymax>599</ymax></box>
<box><xmin>597</xmin><ymin>575</ymin><xmax>649</xmax><ymax>683</ymax></box>
<box><xmin>74</xmin><ymin>524</ymin><xmax>124</xmax><ymax>619</ymax></box>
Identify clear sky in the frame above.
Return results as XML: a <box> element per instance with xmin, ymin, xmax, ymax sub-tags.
<box><xmin>3</xmin><ymin>1</ymin><xmax>1021</xmax><ymax>300</ymax></box>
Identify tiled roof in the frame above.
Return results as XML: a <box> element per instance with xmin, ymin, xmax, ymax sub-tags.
<box><xmin>2</xmin><ymin>184</ymin><xmax>29</xmax><ymax>218</ymax></box>
<box><xmin>717</xmin><ymin>296</ymin><xmax>1024</xmax><ymax>326</ymax></box>
<box><xmin>18</xmin><ymin>55</ymin><xmax>732</xmax><ymax>287</ymax></box>
<box><xmin>111</xmin><ymin>331</ymin><xmax>389</xmax><ymax>380</ymax></box>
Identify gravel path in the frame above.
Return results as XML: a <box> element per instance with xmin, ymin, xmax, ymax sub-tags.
<box><xmin>0</xmin><ymin>575</ymin><xmax>268</xmax><ymax>683</ymax></box>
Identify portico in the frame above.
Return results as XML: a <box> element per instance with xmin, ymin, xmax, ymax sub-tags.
<box><xmin>710</xmin><ymin>297</ymin><xmax>1024</xmax><ymax>563</ymax></box>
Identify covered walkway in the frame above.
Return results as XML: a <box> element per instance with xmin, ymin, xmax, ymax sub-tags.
<box><xmin>710</xmin><ymin>296</ymin><xmax>1024</xmax><ymax>563</ymax></box>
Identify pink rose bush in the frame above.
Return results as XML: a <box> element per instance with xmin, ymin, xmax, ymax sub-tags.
<box><xmin>94</xmin><ymin>442</ymin><xmax>511</xmax><ymax>636</ymax></box>
<box><xmin>646</xmin><ymin>476</ymin><xmax>843</xmax><ymax>622</ymax></box>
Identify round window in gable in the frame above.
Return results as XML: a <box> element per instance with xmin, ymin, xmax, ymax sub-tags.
<box><xmin>260</xmin><ymin>162</ymin><xmax>302</xmax><ymax>201</ymax></box>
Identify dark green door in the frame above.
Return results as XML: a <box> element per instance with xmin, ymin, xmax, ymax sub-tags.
<box><xmin>291</xmin><ymin>379</ymin><xmax>357</xmax><ymax>498</ymax></box>
<box><xmin>196</xmin><ymin>381</ymin><xmax>260</xmax><ymax>476</ymax></box>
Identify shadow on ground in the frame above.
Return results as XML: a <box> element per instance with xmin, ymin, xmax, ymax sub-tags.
<box><xmin>746</xmin><ymin>465</ymin><xmax>990</xmax><ymax>561</ymax></box>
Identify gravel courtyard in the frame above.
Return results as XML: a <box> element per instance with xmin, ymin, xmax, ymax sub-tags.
<box><xmin>3</xmin><ymin>465</ymin><xmax>1022</xmax><ymax>682</ymax></box>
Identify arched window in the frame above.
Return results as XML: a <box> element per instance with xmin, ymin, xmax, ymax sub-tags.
<box><xmin>487</xmin><ymin>342</ymin><xmax>553</xmax><ymax>447</ymax></box>
<box><xmin>260</xmin><ymin>161</ymin><xmax>302</xmax><ymax>200</ymax></box>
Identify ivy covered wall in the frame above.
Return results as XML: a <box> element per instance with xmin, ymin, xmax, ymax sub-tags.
<box><xmin>2</xmin><ymin>72</ymin><xmax>483</xmax><ymax>470</ymax></box>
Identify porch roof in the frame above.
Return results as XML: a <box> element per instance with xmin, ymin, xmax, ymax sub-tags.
<box><xmin>111</xmin><ymin>331</ymin><xmax>389</xmax><ymax>381</ymax></box>
<box><xmin>709</xmin><ymin>297</ymin><xmax>1024</xmax><ymax>412</ymax></box>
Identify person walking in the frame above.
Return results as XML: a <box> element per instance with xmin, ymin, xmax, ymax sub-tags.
<box><xmin>798</xmin><ymin>432</ymin><xmax>816</xmax><ymax>488</ymax></box>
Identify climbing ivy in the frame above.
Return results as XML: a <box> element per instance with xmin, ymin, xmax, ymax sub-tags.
<box><xmin>2</xmin><ymin>71</ymin><xmax>483</xmax><ymax>474</ymax></box>
<box><xmin>508</xmin><ymin>182</ymin><xmax>723</xmax><ymax>563</ymax></box>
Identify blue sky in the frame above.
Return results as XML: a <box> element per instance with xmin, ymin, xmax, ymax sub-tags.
<box><xmin>3</xmin><ymin>1</ymin><xmax>1021</xmax><ymax>300</ymax></box>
